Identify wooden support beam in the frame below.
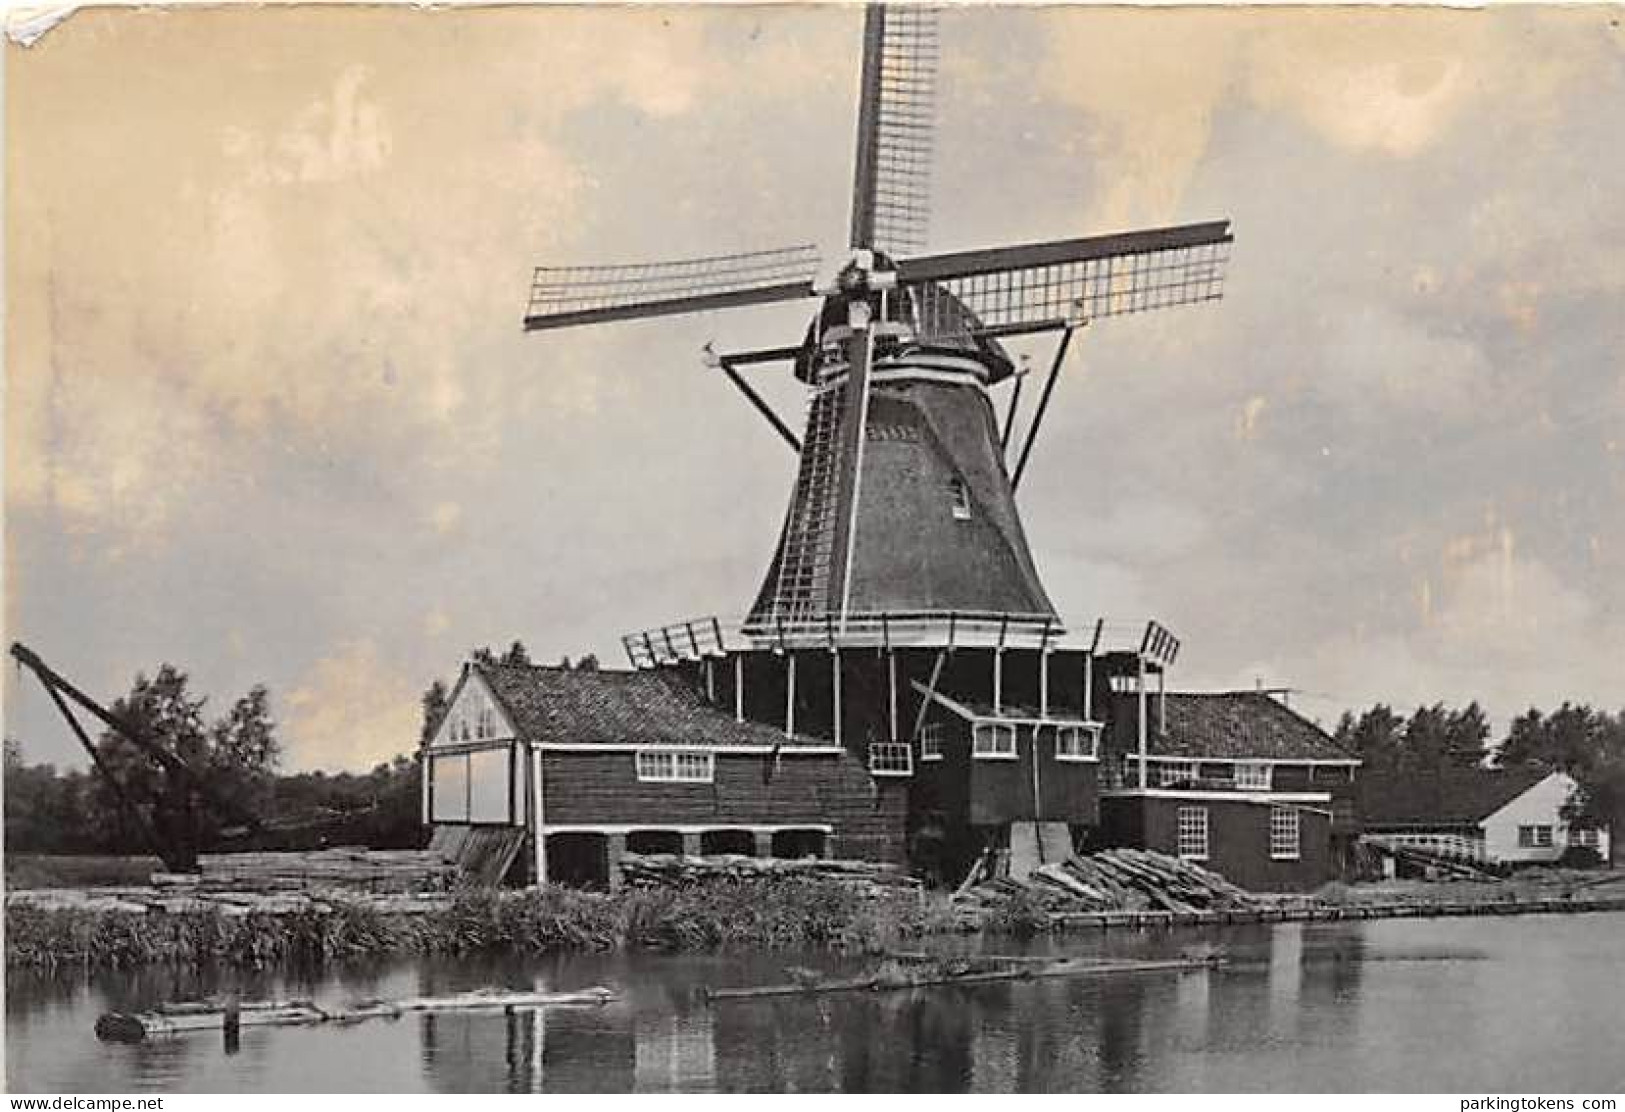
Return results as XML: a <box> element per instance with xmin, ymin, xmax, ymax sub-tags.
<box><xmin>1012</xmin><ymin>324</ymin><xmax>1077</xmax><ymax>492</ymax></box>
<box><xmin>831</xmin><ymin>648</ymin><xmax>843</xmax><ymax>747</ymax></box>
<box><xmin>40</xmin><ymin>680</ymin><xmax>170</xmax><ymax>865</ymax></box>
<box><xmin>717</xmin><ymin>356</ymin><xmax>801</xmax><ymax>452</ymax></box>
<box><xmin>530</xmin><ymin>744</ymin><xmax>547</xmax><ymax>886</ymax></box>
<box><xmin>888</xmin><ymin>650</ymin><xmax>898</xmax><ymax>742</ymax></box>
<box><xmin>1137</xmin><ymin>654</ymin><xmax>1149</xmax><ymax>789</ymax></box>
<box><xmin>1083</xmin><ymin>652</ymin><xmax>1094</xmax><ymax>721</ymax></box>
<box><xmin>786</xmin><ymin>653</ymin><xmax>798</xmax><ymax>737</ymax></box>
<box><xmin>911</xmin><ymin>650</ymin><xmax>948</xmax><ymax>742</ymax></box>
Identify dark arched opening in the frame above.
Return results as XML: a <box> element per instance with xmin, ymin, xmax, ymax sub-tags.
<box><xmin>700</xmin><ymin>829</ymin><xmax>755</xmax><ymax>856</ymax></box>
<box><xmin>771</xmin><ymin>828</ymin><xmax>827</xmax><ymax>860</ymax></box>
<box><xmin>546</xmin><ymin>833</ymin><xmax>609</xmax><ymax>890</ymax></box>
<box><xmin>626</xmin><ymin>829</ymin><xmax>684</xmax><ymax>857</ymax></box>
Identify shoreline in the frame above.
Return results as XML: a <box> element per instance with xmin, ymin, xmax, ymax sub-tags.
<box><xmin>9</xmin><ymin>875</ymin><xmax>1625</xmax><ymax>972</ymax></box>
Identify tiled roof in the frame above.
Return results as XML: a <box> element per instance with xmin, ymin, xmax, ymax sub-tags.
<box><xmin>1360</xmin><ymin>767</ymin><xmax>1551</xmax><ymax>827</ymax></box>
<box><xmin>1125</xmin><ymin>691</ymin><xmax>1354</xmax><ymax>762</ymax></box>
<box><xmin>475</xmin><ymin>663</ymin><xmax>823</xmax><ymax>748</ymax></box>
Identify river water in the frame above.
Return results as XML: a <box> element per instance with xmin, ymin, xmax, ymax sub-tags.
<box><xmin>8</xmin><ymin>914</ymin><xmax>1624</xmax><ymax>1093</ymax></box>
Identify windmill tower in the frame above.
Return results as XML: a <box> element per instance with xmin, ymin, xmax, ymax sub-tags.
<box><xmin>523</xmin><ymin>6</ymin><xmax>1231</xmax><ymax>874</ymax></box>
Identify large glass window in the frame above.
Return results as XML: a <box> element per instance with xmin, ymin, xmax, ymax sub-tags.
<box><xmin>972</xmin><ymin>722</ymin><xmax>1017</xmax><ymax>758</ymax></box>
<box><xmin>1055</xmin><ymin>725</ymin><xmax>1097</xmax><ymax>761</ymax></box>
<box><xmin>1177</xmin><ymin>806</ymin><xmax>1209</xmax><ymax>860</ymax></box>
<box><xmin>1269</xmin><ymin>806</ymin><xmax>1300</xmax><ymax>860</ymax></box>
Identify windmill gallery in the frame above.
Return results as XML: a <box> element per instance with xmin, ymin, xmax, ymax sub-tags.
<box><xmin>419</xmin><ymin>6</ymin><xmax>1358</xmax><ymax>894</ymax></box>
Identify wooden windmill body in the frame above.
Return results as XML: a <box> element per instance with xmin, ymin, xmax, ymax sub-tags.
<box><xmin>522</xmin><ymin>6</ymin><xmax>1232</xmax><ymax>874</ymax></box>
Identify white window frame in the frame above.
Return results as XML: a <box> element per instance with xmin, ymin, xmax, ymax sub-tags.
<box><xmin>1055</xmin><ymin>725</ymin><xmax>1098</xmax><ymax>762</ymax></box>
<box><xmin>949</xmin><ymin>478</ymin><xmax>972</xmax><ymax>520</ymax></box>
<box><xmin>1568</xmin><ymin>827</ymin><xmax>1599</xmax><ymax>848</ymax></box>
<box><xmin>1235</xmin><ymin>761</ymin><xmax>1272</xmax><ymax>790</ymax></box>
<box><xmin>1157</xmin><ymin>760</ymin><xmax>1197</xmax><ymax>787</ymax></box>
<box><xmin>1269</xmin><ymin>806</ymin><xmax>1301</xmax><ymax>860</ymax></box>
<box><xmin>972</xmin><ymin>722</ymin><xmax>1017</xmax><ymax>760</ymax></box>
<box><xmin>869</xmin><ymin>741</ymin><xmax>914</xmax><ymax>777</ymax></box>
<box><xmin>919</xmin><ymin>722</ymin><xmax>944</xmax><ymax>762</ymax></box>
<box><xmin>635</xmin><ymin>749</ymin><xmax>714</xmax><ymax>784</ymax></box>
<box><xmin>1177</xmin><ymin>806</ymin><xmax>1209</xmax><ymax>861</ymax></box>
<box><xmin>1519</xmin><ymin>824</ymin><xmax>1554</xmax><ymax>849</ymax></box>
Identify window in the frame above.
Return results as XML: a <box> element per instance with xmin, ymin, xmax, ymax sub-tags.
<box><xmin>919</xmin><ymin>723</ymin><xmax>944</xmax><ymax>762</ymax></box>
<box><xmin>1055</xmin><ymin>725</ymin><xmax>1097</xmax><ymax>761</ymax></box>
<box><xmin>1270</xmin><ymin>806</ymin><xmax>1301</xmax><ymax>860</ymax></box>
<box><xmin>1567</xmin><ymin>827</ymin><xmax>1599</xmax><ymax>848</ymax></box>
<box><xmin>972</xmin><ymin>722</ymin><xmax>1017</xmax><ymax>759</ymax></box>
<box><xmin>869</xmin><ymin>741</ymin><xmax>914</xmax><ymax>776</ymax></box>
<box><xmin>635</xmin><ymin>749</ymin><xmax>714</xmax><ymax>783</ymax></box>
<box><xmin>476</xmin><ymin>705</ymin><xmax>495</xmax><ymax>739</ymax></box>
<box><xmin>949</xmin><ymin>478</ymin><xmax>972</xmax><ymax>520</ymax></box>
<box><xmin>1157</xmin><ymin>761</ymin><xmax>1197</xmax><ymax>787</ymax></box>
<box><xmin>1235</xmin><ymin>762</ymin><xmax>1272</xmax><ymax>790</ymax></box>
<box><xmin>1177</xmin><ymin>806</ymin><xmax>1209</xmax><ymax>860</ymax></box>
<box><xmin>1517</xmin><ymin>824</ymin><xmax>1555</xmax><ymax>848</ymax></box>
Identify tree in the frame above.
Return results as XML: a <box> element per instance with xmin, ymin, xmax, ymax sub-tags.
<box><xmin>1400</xmin><ymin>704</ymin><xmax>1453</xmax><ymax>772</ymax></box>
<box><xmin>575</xmin><ymin>653</ymin><xmax>599</xmax><ymax>672</ymax></box>
<box><xmin>81</xmin><ymin>667</ymin><xmax>285</xmax><ymax>862</ymax></box>
<box><xmin>1443</xmin><ymin>702</ymin><xmax>1491</xmax><ymax>769</ymax></box>
<box><xmin>1335</xmin><ymin>705</ymin><xmax>1404</xmax><ymax>771</ymax></box>
<box><xmin>502</xmin><ymin>640</ymin><xmax>532</xmax><ymax>666</ymax></box>
<box><xmin>208</xmin><ymin>685</ymin><xmax>280</xmax><ymax>820</ymax></box>
<box><xmin>93</xmin><ymin>666</ymin><xmax>211</xmax><ymax>857</ymax></box>
<box><xmin>419</xmin><ymin>678</ymin><xmax>450</xmax><ymax>747</ymax></box>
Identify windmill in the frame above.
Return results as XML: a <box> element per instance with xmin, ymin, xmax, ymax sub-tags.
<box><xmin>523</xmin><ymin>6</ymin><xmax>1231</xmax><ymax>645</ymax></box>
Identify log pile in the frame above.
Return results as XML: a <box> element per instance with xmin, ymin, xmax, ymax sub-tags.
<box><xmin>956</xmin><ymin>848</ymin><xmax>1258</xmax><ymax>915</ymax></box>
<box><xmin>618</xmin><ymin>853</ymin><xmax>920</xmax><ymax>891</ymax></box>
<box><xmin>97</xmin><ymin>985</ymin><xmax>616</xmax><ymax>1042</ymax></box>
<box><xmin>191</xmin><ymin>849</ymin><xmax>459</xmax><ymax>894</ymax></box>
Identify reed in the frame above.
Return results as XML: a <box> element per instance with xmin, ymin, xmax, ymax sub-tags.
<box><xmin>6</xmin><ymin>878</ymin><xmax>966</xmax><ymax>970</ymax></box>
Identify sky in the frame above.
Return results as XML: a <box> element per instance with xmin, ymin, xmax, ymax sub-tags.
<box><xmin>6</xmin><ymin>3</ymin><xmax>1624</xmax><ymax>772</ymax></box>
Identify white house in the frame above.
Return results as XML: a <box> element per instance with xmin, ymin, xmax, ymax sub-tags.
<box><xmin>1362</xmin><ymin>767</ymin><xmax>1611</xmax><ymax>867</ymax></box>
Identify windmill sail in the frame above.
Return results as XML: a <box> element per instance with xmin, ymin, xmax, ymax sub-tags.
<box><xmin>897</xmin><ymin>221</ymin><xmax>1233</xmax><ymax>342</ymax></box>
<box><xmin>524</xmin><ymin>245</ymin><xmax>820</xmax><ymax>332</ymax></box>
<box><xmin>848</xmin><ymin>5</ymin><xmax>939</xmax><ymax>254</ymax></box>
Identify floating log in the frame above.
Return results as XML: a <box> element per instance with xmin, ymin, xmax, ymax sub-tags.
<box><xmin>704</xmin><ymin>955</ymin><xmax>1219</xmax><ymax>1001</ymax></box>
<box><xmin>96</xmin><ymin>986</ymin><xmax>616</xmax><ymax>1042</ymax></box>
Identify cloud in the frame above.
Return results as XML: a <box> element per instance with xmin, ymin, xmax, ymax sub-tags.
<box><xmin>1035</xmin><ymin>8</ymin><xmax>1607</xmax><ymax>228</ymax></box>
<box><xmin>282</xmin><ymin>639</ymin><xmax>421</xmax><ymax>771</ymax></box>
<box><xmin>1317</xmin><ymin>303</ymin><xmax>1492</xmax><ymax>419</ymax></box>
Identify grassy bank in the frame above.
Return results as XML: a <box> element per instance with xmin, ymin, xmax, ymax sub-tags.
<box><xmin>5</xmin><ymin>878</ymin><xmax>963</xmax><ymax>970</ymax></box>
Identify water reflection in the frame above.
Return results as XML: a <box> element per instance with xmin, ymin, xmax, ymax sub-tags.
<box><xmin>8</xmin><ymin>916</ymin><xmax>1624</xmax><ymax>1093</ymax></box>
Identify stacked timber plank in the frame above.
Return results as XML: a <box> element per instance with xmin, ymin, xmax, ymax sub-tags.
<box><xmin>618</xmin><ymin>853</ymin><xmax>920</xmax><ymax>891</ymax></box>
<box><xmin>956</xmin><ymin>848</ymin><xmax>1258</xmax><ymax>916</ymax></box>
<box><xmin>7</xmin><ymin>885</ymin><xmax>454</xmax><ymax>917</ymax></box>
<box><xmin>194</xmin><ymin>848</ymin><xmax>459</xmax><ymax>894</ymax></box>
